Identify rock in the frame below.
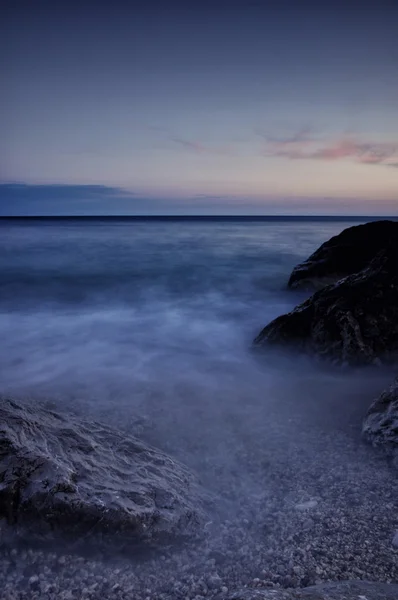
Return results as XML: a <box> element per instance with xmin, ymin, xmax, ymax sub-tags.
<box><xmin>226</xmin><ymin>580</ymin><xmax>398</xmax><ymax>599</ymax></box>
<box><xmin>254</xmin><ymin>246</ymin><xmax>398</xmax><ymax>365</ymax></box>
<box><xmin>392</xmin><ymin>531</ymin><xmax>398</xmax><ymax>547</ymax></box>
<box><xmin>28</xmin><ymin>575</ymin><xmax>40</xmax><ymax>589</ymax></box>
<box><xmin>362</xmin><ymin>379</ymin><xmax>398</xmax><ymax>458</ymax></box>
<box><xmin>288</xmin><ymin>220</ymin><xmax>398</xmax><ymax>290</ymax></box>
<box><xmin>0</xmin><ymin>398</ymin><xmax>208</xmax><ymax>550</ymax></box>
<box><xmin>208</xmin><ymin>575</ymin><xmax>223</xmax><ymax>589</ymax></box>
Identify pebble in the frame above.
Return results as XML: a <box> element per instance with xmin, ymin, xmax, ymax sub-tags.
<box><xmin>207</xmin><ymin>575</ymin><xmax>222</xmax><ymax>589</ymax></box>
<box><xmin>28</xmin><ymin>575</ymin><xmax>40</xmax><ymax>588</ymax></box>
<box><xmin>392</xmin><ymin>531</ymin><xmax>398</xmax><ymax>547</ymax></box>
<box><xmin>294</xmin><ymin>500</ymin><xmax>318</xmax><ymax>511</ymax></box>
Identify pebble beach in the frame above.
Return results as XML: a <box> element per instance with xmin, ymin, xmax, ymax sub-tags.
<box><xmin>2</xmin><ymin>375</ymin><xmax>397</xmax><ymax>600</ymax></box>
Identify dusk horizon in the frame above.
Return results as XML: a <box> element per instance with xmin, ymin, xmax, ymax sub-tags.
<box><xmin>1</xmin><ymin>0</ymin><xmax>397</xmax><ymax>216</ymax></box>
<box><xmin>1</xmin><ymin>182</ymin><xmax>397</xmax><ymax>217</ymax></box>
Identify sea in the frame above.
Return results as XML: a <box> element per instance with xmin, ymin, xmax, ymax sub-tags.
<box><xmin>1</xmin><ymin>216</ymin><xmax>398</xmax><ymax>589</ymax></box>
<box><xmin>1</xmin><ymin>215</ymin><xmax>395</xmax><ymax>464</ymax></box>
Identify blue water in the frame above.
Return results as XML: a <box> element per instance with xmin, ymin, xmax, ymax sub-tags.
<box><xmin>0</xmin><ymin>218</ymin><xmax>392</xmax><ymax>460</ymax></box>
<box><xmin>0</xmin><ymin>219</ymin><xmax>349</xmax><ymax>382</ymax></box>
<box><xmin>0</xmin><ymin>218</ymin><xmax>348</xmax><ymax>310</ymax></box>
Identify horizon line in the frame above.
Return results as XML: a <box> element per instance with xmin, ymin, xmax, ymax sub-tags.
<box><xmin>1</xmin><ymin>215</ymin><xmax>398</xmax><ymax>221</ymax></box>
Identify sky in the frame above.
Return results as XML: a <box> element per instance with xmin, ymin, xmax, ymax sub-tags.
<box><xmin>1</xmin><ymin>0</ymin><xmax>398</xmax><ymax>215</ymax></box>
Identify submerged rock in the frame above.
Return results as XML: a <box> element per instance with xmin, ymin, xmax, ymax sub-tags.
<box><xmin>226</xmin><ymin>580</ymin><xmax>398</xmax><ymax>599</ymax></box>
<box><xmin>0</xmin><ymin>398</ymin><xmax>208</xmax><ymax>550</ymax></box>
<box><xmin>254</xmin><ymin>247</ymin><xmax>398</xmax><ymax>365</ymax></box>
<box><xmin>362</xmin><ymin>379</ymin><xmax>398</xmax><ymax>461</ymax></box>
<box><xmin>288</xmin><ymin>220</ymin><xmax>398</xmax><ymax>290</ymax></box>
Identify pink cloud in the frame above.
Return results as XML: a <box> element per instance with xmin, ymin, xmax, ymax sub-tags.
<box><xmin>312</xmin><ymin>138</ymin><xmax>358</xmax><ymax>160</ymax></box>
<box><xmin>263</xmin><ymin>131</ymin><xmax>398</xmax><ymax>167</ymax></box>
<box><xmin>255</xmin><ymin>126</ymin><xmax>314</xmax><ymax>145</ymax></box>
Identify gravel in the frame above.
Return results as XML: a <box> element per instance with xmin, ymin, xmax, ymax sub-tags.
<box><xmin>1</xmin><ymin>446</ymin><xmax>397</xmax><ymax>598</ymax></box>
<box><xmin>1</xmin><ymin>372</ymin><xmax>398</xmax><ymax>599</ymax></box>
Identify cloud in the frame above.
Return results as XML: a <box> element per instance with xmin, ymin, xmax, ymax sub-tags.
<box><xmin>0</xmin><ymin>183</ymin><xmax>133</xmax><ymax>202</ymax></box>
<box><xmin>171</xmin><ymin>137</ymin><xmax>235</xmax><ymax>156</ymax></box>
<box><xmin>0</xmin><ymin>183</ymin><xmax>274</xmax><ymax>216</ymax></box>
<box><xmin>171</xmin><ymin>138</ymin><xmax>207</xmax><ymax>153</ymax></box>
<box><xmin>146</xmin><ymin>124</ymin><xmax>236</xmax><ymax>156</ymax></box>
<box><xmin>262</xmin><ymin>130</ymin><xmax>398</xmax><ymax>167</ymax></box>
<box><xmin>0</xmin><ymin>183</ymin><xmax>154</xmax><ymax>216</ymax></box>
<box><xmin>255</xmin><ymin>126</ymin><xmax>314</xmax><ymax>145</ymax></box>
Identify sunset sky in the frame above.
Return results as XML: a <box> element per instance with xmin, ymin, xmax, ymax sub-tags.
<box><xmin>1</xmin><ymin>0</ymin><xmax>397</xmax><ymax>215</ymax></box>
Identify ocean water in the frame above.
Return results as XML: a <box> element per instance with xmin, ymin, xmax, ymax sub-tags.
<box><xmin>2</xmin><ymin>217</ymin><xmax>398</xmax><ymax>588</ymax></box>
<box><xmin>0</xmin><ymin>218</ymin><xmax>366</xmax><ymax>403</ymax></box>
<box><xmin>0</xmin><ymin>217</ymin><xmax>393</xmax><ymax>471</ymax></box>
<box><xmin>1</xmin><ymin>217</ymin><xmax>329</xmax><ymax>406</ymax></box>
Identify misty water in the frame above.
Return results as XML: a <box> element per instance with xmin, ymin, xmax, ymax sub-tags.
<box><xmin>1</xmin><ymin>218</ymin><xmax>397</xmax><ymax>596</ymax></box>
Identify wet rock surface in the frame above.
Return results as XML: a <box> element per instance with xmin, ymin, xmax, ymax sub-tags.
<box><xmin>254</xmin><ymin>247</ymin><xmax>398</xmax><ymax>366</ymax></box>
<box><xmin>288</xmin><ymin>220</ymin><xmax>398</xmax><ymax>290</ymax></box>
<box><xmin>0</xmin><ymin>398</ymin><xmax>207</xmax><ymax>550</ymax></box>
<box><xmin>363</xmin><ymin>379</ymin><xmax>398</xmax><ymax>461</ymax></box>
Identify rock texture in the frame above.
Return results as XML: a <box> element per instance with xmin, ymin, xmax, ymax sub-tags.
<box><xmin>363</xmin><ymin>379</ymin><xmax>398</xmax><ymax>461</ymax></box>
<box><xmin>288</xmin><ymin>220</ymin><xmax>398</xmax><ymax>290</ymax></box>
<box><xmin>254</xmin><ymin>247</ymin><xmax>398</xmax><ymax>365</ymax></box>
<box><xmin>226</xmin><ymin>581</ymin><xmax>398</xmax><ymax>600</ymax></box>
<box><xmin>0</xmin><ymin>398</ymin><xmax>207</xmax><ymax>549</ymax></box>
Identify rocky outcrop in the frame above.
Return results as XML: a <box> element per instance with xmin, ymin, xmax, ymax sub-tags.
<box><xmin>254</xmin><ymin>247</ymin><xmax>398</xmax><ymax>365</ymax></box>
<box><xmin>288</xmin><ymin>220</ymin><xmax>398</xmax><ymax>290</ymax></box>
<box><xmin>226</xmin><ymin>580</ymin><xmax>398</xmax><ymax>599</ymax></box>
<box><xmin>0</xmin><ymin>398</ymin><xmax>208</xmax><ymax>550</ymax></box>
<box><xmin>363</xmin><ymin>379</ymin><xmax>398</xmax><ymax>462</ymax></box>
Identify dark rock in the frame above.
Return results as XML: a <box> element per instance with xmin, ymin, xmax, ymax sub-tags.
<box><xmin>254</xmin><ymin>247</ymin><xmax>398</xmax><ymax>365</ymax></box>
<box><xmin>362</xmin><ymin>379</ymin><xmax>398</xmax><ymax>461</ymax></box>
<box><xmin>288</xmin><ymin>220</ymin><xmax>398</xmax><ymax>290</ymax></box>
<box><xmin>0</xmin><ymin>398</ymin><xmax>208</xmax><ymax>550</ymax></box>
<box><xmin>226</xmin><ymin>580</ymin><xmax>398</xmax><ymax>599</ymax></box>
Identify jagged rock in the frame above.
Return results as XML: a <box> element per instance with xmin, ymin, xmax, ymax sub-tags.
<box><xmin>288</xmin><ymin>220</ymin><xmax>398</xmax><ymax>290</ymax></box>
<box><xmin>226</xmin><ymin>580</ymin><xmax>398</xmax><ymax>599</ymax></box>
<box><xmin>0</xmin><ymin>398</ymin><xmax>208</xmax><ymax>549</ymax></box>
<box><xmin>254</xmin><ymin>247</ymin><xmax>398</xmax><ymax>365</ymax></box>
<box><xmin>362</xmin><ymin>379</ymin><xmax>398</xmax><ymax>461</ymax></box>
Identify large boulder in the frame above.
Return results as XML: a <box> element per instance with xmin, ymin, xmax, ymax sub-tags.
<box><xmin>225</xmin><ymin>580</ymin><xmax>398</xmax><ymax>600</ymax></box>
<box><xmin>362</xmin><ymin>379</ymin><xmax>398</xmax><ymax>461</ymax></box>
<box><xmin>288</xmin><ymin>220</ymin><xmax>398</xmax><ymax>290</ymax></box>
<box><xmin>254</xmin><ymin>247</ymin><xmax>398</xmax><ymax>365</ymax></box>
<box><xmin>0</xmin><ymin>398</ymin><xmax>208</xmax><ymax>550</ymax></box>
